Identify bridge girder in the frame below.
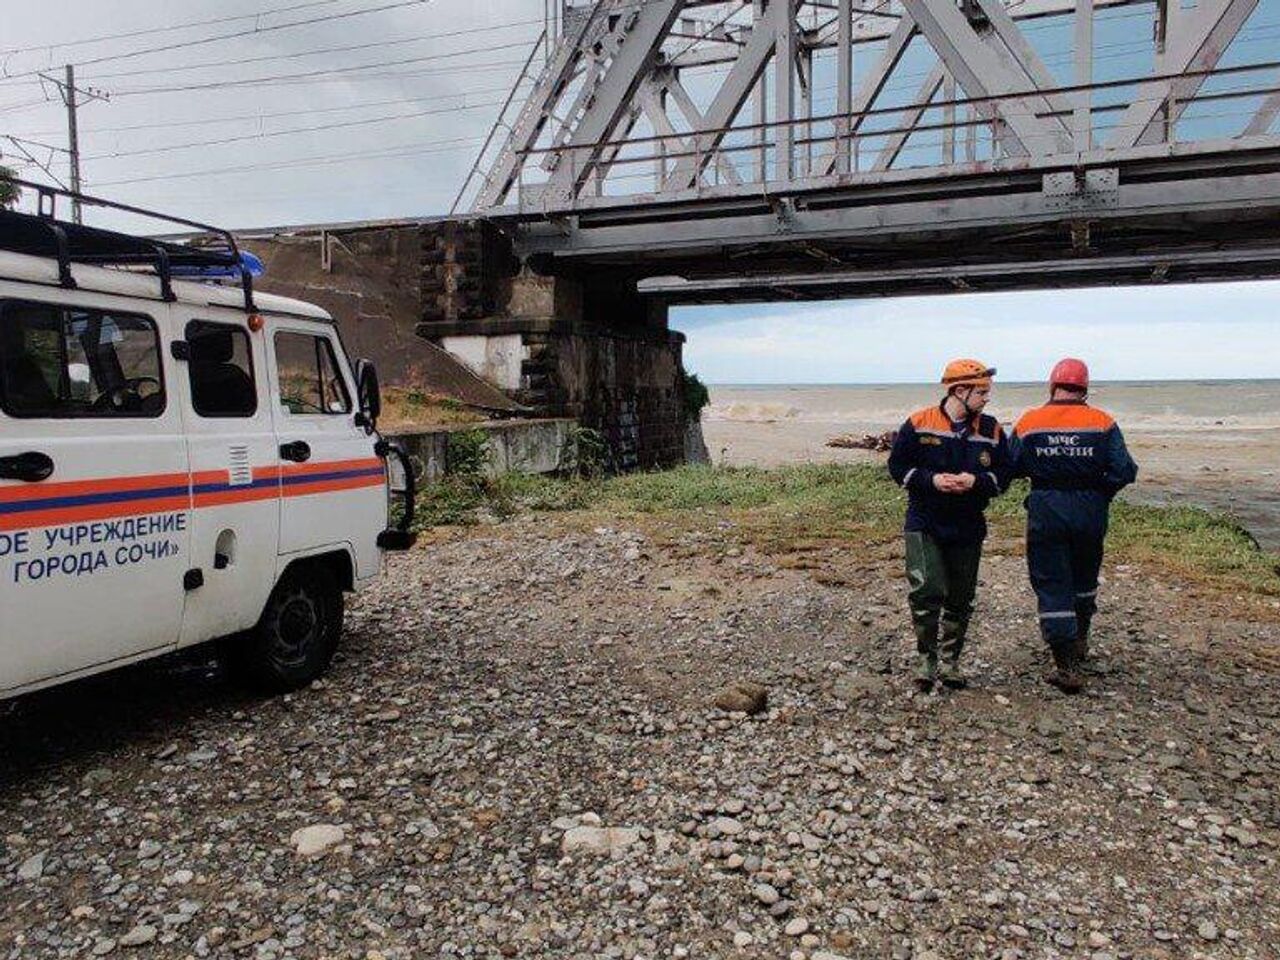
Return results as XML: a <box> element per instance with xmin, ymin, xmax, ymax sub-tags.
<box><xmin>458</xmin><ymin>0</ymin><xmax>1280</xmax><ymax>297</ymax></box>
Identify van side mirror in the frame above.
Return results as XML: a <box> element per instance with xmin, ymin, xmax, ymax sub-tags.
<box><xmin>355</xmin><ymin>359</ymin><xmax>381</xmax><ymax>430</ymax></box>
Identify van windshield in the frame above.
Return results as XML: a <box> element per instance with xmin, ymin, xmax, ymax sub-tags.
<box><xmin>0</xmin><ymin>300</ymin><xmax>164</xmax><ymax>418</ymax></box>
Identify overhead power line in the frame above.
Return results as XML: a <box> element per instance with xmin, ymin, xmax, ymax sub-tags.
<box><xmin>2</xmin><ymin>0</ymin><xmax>441</xmax><ymax>80</ymax></box>
<box><xmin>0</xmin><ymin>58</ymin><xmax>533</xmax><ymax>99</ymax></box>
<box><xmin>0</xmin><ymin>0</ymin><xmax>348</xmax><ymax>56</ymax></box>
<box><xmin>92</xmin><ymin>135</ymin><xmax>488</xmax><ymax>187</ymax></box>
<box><xmin>77</xmin><ymin>17</ymin><xmax>544</xmax><ymax>81</ymax></box>
<box><xmin>81</xmin><ymin>97</ymin><xmax>507</xmax><ymax>161</ymax></box>
<box><xmin>0</xmin><ymin>98</ymin><xmax>50</xmax><ymax>116</ymax></box>
<box><xmin>105</xmin><ymin>39</ymin><xmax>535</xmax><ymax>96</ymax></box>
<box><xmin>19</xmin><ymin>82</ymin><xmax>532</xmax><ymax>137</ymax></box>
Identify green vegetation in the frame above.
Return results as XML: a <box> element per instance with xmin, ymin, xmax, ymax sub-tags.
<box><xmin>0</xmin><ymin>167</ymin><xmax>19</xmax><ymax>209</ymax></box>
<box><xmin>682</xmin><ymin>370</ymin><xmax>711</xmax><ymax>422</ymax></box>
<box><xmin>558</xmin><ymin>425</ymin><xmax>609</xmax><ymax>478</ymax></box>
<box><xmin>445</xmin><ymin>428</ymin><xmax>492</xmax><ymax>479</ymax></box>
<box><xmin>414</xmin><ymin>429</ymin><xmax>510</xmax><ymax>526</ymax></box>
<box><xmin>412</xmin><ymin>463</ymin><xmax>1279</xmax><ymax>599</ymax></box>
<box><xmin>379</xmin><ymin>387</ymin><xmax>487</xmax><ymax>430</ymax></box>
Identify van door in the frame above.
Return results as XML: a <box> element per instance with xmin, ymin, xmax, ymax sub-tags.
<box><xmin>266</xmin><ymin>321</ymin><xmax>384</xmax><ymax>578</ymax></box>
<box><xmin>175</xmin><ymin>315</ymin><xmax>281</xmax><ymax>647</ymax></box>
<box><xmin>0</xmin><ymin>296</ymin><xmax>189</xmax><ymax>694</ymax></box>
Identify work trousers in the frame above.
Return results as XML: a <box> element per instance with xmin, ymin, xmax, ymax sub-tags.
<box><xmin>1025</xmin><ymin>493</ymin><xmax>1107</xmax><ymax>653</ymax></box>
<box><xmin>904</xmin><ymin>531</ymin><xmax>982</xmax><ymax>662</ymax></box>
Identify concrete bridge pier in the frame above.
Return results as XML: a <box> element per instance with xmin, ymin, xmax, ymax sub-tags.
<box><xmin>417</xmin><ymin>219</ymin><xmax>697</xmax><ymax>471</ymax></box>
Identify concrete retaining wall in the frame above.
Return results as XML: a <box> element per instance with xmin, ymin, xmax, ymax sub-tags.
<box><xmin>389</xmin><ymin>418</ymin><xmax>575</xmax><ymax>482</ymax></box>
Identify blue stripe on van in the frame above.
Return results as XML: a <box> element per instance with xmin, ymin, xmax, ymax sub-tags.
<box><xmin>0</xmin><ymin>484</ymin><xmax>191</xmax><ymax>516</ymax></box>
<box><xmin>190</xmin><ymin>477</ymin><xmax>280</xmax><ymax>496</ymax></box>
<box><xmin>282</xmin><ymin>467</ymin><xmax>385</xmax><ymax>486</ymax></box>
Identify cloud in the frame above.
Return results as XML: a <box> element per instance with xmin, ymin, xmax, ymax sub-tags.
<box><xmin>679</xmin><ymin>282</ymin><xmax>1280</xmax><ymax>382</ymax></box>
<box><xmin>1</xmin><ymin>0</ymin><xmax>540</xmax><ymax>227</ymax></box>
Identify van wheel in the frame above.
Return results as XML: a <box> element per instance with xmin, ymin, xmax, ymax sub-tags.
<box><xmin>232</xmin><ymin>563</ymin><xmax>343</xmax><ymax>692</ymax></box>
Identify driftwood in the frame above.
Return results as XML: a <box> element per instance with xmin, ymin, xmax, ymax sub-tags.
<box><xmin>826</xmin><ymin>430</ymin><xmax>896</xmax><ymax>452</ymax></box>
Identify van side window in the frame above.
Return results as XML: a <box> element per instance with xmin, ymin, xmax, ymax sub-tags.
<box><xmin>186</xmin><ymin>321</ymin><xmax>256</xmax><ymax>418</ymax></box>
<box><xmin>275</xmin><ymin>332</ymin><xmax>351</xmax><ymax>415</ymax></box>
<box><xmin>0</xmin><ymin>299</ymin><xmax>164</xmax><ymax>418</ymax></box>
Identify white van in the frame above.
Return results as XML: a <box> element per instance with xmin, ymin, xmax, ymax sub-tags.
<box><xmin>0</xmin><ymin>181</ymin><xmax>416</xmax><ymax>700</ymax></box>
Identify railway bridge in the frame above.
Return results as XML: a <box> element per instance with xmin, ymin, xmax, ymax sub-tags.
<box><xmin>420</xmin><ymin>0</ymin><xmax>1280</xmax><ymax>464</ymax></box>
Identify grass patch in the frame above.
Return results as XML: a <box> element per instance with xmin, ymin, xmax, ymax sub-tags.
<box><xmin>380</xmin><ymin>387</ymin><xmax>488</xmax><ymax>431</ymax></box>
<box><xmin>413</xmin><ymin>463</ymin><xmax>1280</xmax><ymax>600</ymax></box>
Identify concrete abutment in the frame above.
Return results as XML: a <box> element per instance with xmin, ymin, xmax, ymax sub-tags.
<box><xmin>416</xmin><ymin>219</ymin><xmax>695</xmax><ymax>470</ymax></box>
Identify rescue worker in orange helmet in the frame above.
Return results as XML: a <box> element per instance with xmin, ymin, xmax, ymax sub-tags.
<box><xmin>888</xmin><ymin>359</ymin><xmax>1011</xmax><ymax>692</ymax></box>
<box><xmin>1010</xmin><ymin>359</ymin><xmax>1137</xmax><ymax>694</ymax></box>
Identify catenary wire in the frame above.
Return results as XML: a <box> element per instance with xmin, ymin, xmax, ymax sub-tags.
<box><xmin>1</xmin><ymin>0</ymin><xmax>443</xmax><ymax>80</ymax></box>
<box><xmin>103</xmin><ymin>40</ymin><xmax>536</xmax><ymax>96</ymax></box>
<box><xmin>0</xmin><ymin>0</ymin><xmax>349</xmax><ymax>55</ymax></box>
<box><xmin>74</xmin><ymin>18</ymin><xmax>545</xmax><ymax>82</ymax></box>
<box><xmin>17</xmin><ymin>82</ymin><xmax>533</xmax><ymax>137</ymax></box>
<box><xmin>91</xmin><ymin>134</ymin><xmax>489</xmax><ymax>186</ymax></box>
<box><xmin>78</xmin><ymin>97</ymin><xmax>508</xmax><ymax>161</ymax></box>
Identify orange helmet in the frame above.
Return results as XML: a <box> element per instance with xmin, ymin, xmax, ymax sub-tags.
<box><xmin>941</xmin><ymin>358</ymin><xmax>996</xmax><ymax>390</ymax></box>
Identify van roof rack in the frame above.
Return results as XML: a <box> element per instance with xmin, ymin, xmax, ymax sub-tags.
<box><xmin>0</xmin><ymin>177</ymin><xmax>257</xmax><ymax>312</ymax></box>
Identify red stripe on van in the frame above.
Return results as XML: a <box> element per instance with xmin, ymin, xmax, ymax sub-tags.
<box><xmin>0</xmin><ymin>458</ymin><xmax>385</xmax><ymax>530</ymax></box>
<box><xmin>282</xmin><ymin>474</ymin><xmax>386</xmax><ymax>498</ymax></box>
<box><xmin>1</xmin><ymin>495</ymin><xmax>193</xmax><ymax>532</ymax></box>
<box><xmin>192</xmin><ymin>487</ymin><xmax>281</xmax><ymax>508</ymax></box>
<box><xmin>280</xmin><ymin>457</ymin><xmax>384</xmax><ymax>478</ymax></box>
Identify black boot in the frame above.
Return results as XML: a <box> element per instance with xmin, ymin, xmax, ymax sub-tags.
<box><xmin>1075</xmin><ymin>613</ymin><xmax>1093</xmax><ymax>663</ymax></box>
<box><xmin>1044</xmin><ymin>644</ymin><xmax>1083</xmax><ymax>694</ymax></box>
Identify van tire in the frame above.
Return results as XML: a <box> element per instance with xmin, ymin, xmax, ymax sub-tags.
<box><xmin>231</xmin><ymin>563</ymin><xmax>344</xmax><ymax>692</ymax></box>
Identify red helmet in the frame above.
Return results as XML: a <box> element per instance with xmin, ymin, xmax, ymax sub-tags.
<box><xmin>1050</xmin><ymin>357</ymin><xmax>1089</xmax><ymax>391</ymax></box>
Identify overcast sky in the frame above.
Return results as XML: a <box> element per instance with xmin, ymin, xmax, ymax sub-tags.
<box><xmin>3</xmin><ymin>0</ymin><xmax>1278</xmax><ymax>384</ymax></box>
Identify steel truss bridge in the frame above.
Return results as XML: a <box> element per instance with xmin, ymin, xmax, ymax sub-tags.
<box><xmin>456</xmin><ymin>0</ymin><xmax>1280</xmax><ymax>300</ymax></box>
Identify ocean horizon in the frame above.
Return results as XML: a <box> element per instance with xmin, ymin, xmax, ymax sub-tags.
<box><xmin>707</xmin><ymin>377</ymin><xmax>1280</xmax><ymax>387</ymax></box>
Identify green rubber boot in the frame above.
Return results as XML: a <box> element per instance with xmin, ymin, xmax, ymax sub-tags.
<box><xmin>938</xmin><ymin>656</ymin><xmax>967</xmax><ymax>690</ymax></box>
<box><xmin>914</xmin><ymin>652</ymin><xmax>938</xmax><ymax>691</ymax></box>
<box><xmin>938</xmin><ymin>619</ymin><xmax>968</xmax><ymax>689</ymax></box>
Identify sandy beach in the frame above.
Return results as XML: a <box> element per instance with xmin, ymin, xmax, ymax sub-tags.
<box><xmin>703</xmin><ymin>382</ymin><xmax>1280</xmax><ymax>550</ymax></box>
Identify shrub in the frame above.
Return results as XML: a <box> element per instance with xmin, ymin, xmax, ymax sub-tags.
<box><xmin>682</xmin><ymin>370</ymin><xmax>710</xmax><ymax>423</ymax></box>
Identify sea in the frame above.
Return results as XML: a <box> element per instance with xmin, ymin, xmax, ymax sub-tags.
<box><xmin>702</xmin><ymin>381</ymin><xmax>1280</xmax><ymax>551</ymax></box>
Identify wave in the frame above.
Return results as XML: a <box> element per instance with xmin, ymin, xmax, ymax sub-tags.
<box><xmin>705</xmin><ymin>401</ymin><xmax>806</xmax><ymax>422</ymax></box>
<box><xmin>704</xmin><ymin>400</ymin><xmax>1280</xmax><ymax>431</ymax></box>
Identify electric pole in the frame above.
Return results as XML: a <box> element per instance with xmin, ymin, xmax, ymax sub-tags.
<box><xmin>38</xmin><ymin>65</ymin><xmax>109</xmax><ymax>224</ymax></box>
<box><xmin>65</xmin><ymin>65</ymin><xmax>82</xmax><ymax>220</ymax></box>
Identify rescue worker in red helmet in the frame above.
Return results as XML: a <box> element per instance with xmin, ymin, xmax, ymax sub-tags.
<box><xmin>1010</xmin><ymin>359</ymin><xmax>1137</xmax><ymax>694</ymax></box>
<box><xmin>888</xmin><ymin>359</ymin><xmax>1011</xmax><ymax>691</ymax></box>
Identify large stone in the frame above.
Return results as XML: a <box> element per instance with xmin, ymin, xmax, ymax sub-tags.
<box><xmin>753</xmin><ymin>883</ymin><xmax>780</xmax><ymax>906</ymax></box>
<box><xmin>713</xmin><ymin>681</ymin><xmax>768</xmax><ymax>715</ymax></box>
<box><xmin>16</xmin><ymin>851</ymin><xmax>45</xmax><ymax>881</ymax></box>
<box><xmin>561</xmin><ymin>826</ymin><xmax>642</xmax><ymax>856</ymax></box>
<box><xmin>290</xmin><ymin>824</ymin><xmax>346</xmax><ymax>857</ymax></box>
<box><xmin>784</xmin><ymin>917</ymin><xmax>810</xmax><ymax>937</ymax></box>
<box><xmin>707</xmin><ymin>817</ymin><xmax>744</xmax><ymax>838</ymax></box>
<box><xmin>832</xmin><ymin>673</ymin><xmax>888</xmax><ymax>703</ymax></box>
<box><xmin>118</xmin><ymin>925</ymin><xmax>157</xmax><ymax>948</ymax></box>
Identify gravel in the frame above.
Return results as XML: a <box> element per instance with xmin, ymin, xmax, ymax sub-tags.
<box><xmin>1</xmin><ymin>515</ymin><xmax>1278</xmax><ymax>958</ymax></box>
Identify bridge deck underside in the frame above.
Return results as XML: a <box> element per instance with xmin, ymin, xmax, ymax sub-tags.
<box><xmin>505</xmin><ymin>145</ymin><xmax>1280</xmax><ymax>301</ymax></box>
